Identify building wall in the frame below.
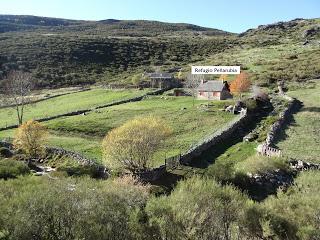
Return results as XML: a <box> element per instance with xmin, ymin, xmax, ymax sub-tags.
<box><xmin>197</xmin><ymin>91</ymin><xmax>221</xmax><ymax>100</ymax></box>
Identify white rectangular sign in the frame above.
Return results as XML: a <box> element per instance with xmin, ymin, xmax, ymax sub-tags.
<box><xmin>191</xmin><ymin>66</ymin><xmax>240</xmax><ymax>75</ymax></box>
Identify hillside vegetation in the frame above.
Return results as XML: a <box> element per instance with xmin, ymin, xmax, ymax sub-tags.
<box><xmin>0</xmin><ymin>15</ymin><xmax>319</xmax><ymax>88</ymax></box>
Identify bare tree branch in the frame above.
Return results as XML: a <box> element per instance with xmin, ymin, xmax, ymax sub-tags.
<box><xmin>1</xmin><ymin>71</ymin><xmax>34</xmax><ymax>125</ymax></box>
<box><xmin>185</xmin><ymin>73</ymin><xmax>204</xmax><ymax>106</ymax></box>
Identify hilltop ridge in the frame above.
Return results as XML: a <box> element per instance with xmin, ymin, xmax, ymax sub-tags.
<box><xmin>0</xmin><ymin>15</ymin><xmax>319</xmax><ymax>88</ymax></box>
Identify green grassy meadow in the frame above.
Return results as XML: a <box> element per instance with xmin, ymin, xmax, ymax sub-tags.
<box><xmin>0</xmin><ymin>88</ymin><xmax>148</xmax><ymax>128</ymax></box>
<box><xmin>45</xmin><ymin>96</ymin><xmax>234</xmax><ymax>166</ymax></box>
<box><xmin>1</xmin><ymin>93</ymin><xmax>236</xmax><ymax>167</ymax></box>
<box><xmin>276</xmin><ymin>82</ymin><xmax>320</xmax><ymax>164</ymax></box>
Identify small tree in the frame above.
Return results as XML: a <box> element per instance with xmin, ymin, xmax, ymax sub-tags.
<box><xmin>185</xmin><ymin>73</ymin><xmax>203</xmax><ymax>106</ymax></box>
<box><xmin>2</xmin><ymin>71</ymin><xmax>34</xmax><ymax>125</ymax></box>
<box><xmin>102</xmin><ymin>117</ymin><xmax>171</xmax><ymax>173</ymax></box>
<box><xmin>13</xmin><ymin>120</ymin><xmax>48</xmax><ymax>159</ymax></box>
<box><xmin>230</xmin><ymin>72</ymin><xmax>251</xmax><ymax>99</ymax></box>
<box><xmin>131</xmin><ymin>74</ymin><xmax>141</xmax><ymax>87</ymax></box>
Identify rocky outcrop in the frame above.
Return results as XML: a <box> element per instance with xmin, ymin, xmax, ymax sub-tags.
<box><xmin>242</xmin><ymin>160</ymin><xmax>320</xmax><ymax>201</ymax></box>
<box><xmin>0</xmin><ymin>140</ymin><xmax>107</xmax><ymax>177</ymax></box>
<box><xmin>289</xmin><ymin>159</ymin><xmax>320</xmax><ymax>171</ymax></box>
<box><xmin>302</xmin><ymin>24</ymin><xmax>320</xmax><ymax>38</ymax></box>
<box><xmin>242</xmin><ymin>169</ymin><xmax>295</xmax><ymax>201</ymax></box>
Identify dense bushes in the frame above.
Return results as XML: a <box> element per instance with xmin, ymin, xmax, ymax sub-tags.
<box><xmin>0</xmin><ymin>159</ymin><xmax>29</xmax><ymax>179</ymax></box>
<box><xmin>146</xmin><ymin>176</ymin><xmax>251</xmax><ymax>240</ymax></box>
<box><xmin>0</xmin><ymin>176</ymin><xmax>151</xmax><ymax>240</ymax></box>
<box><xmin>262</xmin><ymin>171</ymin><xmax>320</xmax><ymax>239</ymax></box>
<box><xmin>0</xmin><ymin>34</ymin><xmax>233</xmax><ymax>88</ymax></box>
<box><xmin>0</xmin><ymin>173</ymin><xmax>319</xmax><ymax>239</ymax></box>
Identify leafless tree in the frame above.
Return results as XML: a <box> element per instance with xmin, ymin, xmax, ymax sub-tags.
<box><xmin>2</xmin><ymin>71</ymin><xmax>34</xmax><ymax>125</ymax></box>
<box><xmin>185</xmin><ymin>73</ymin><xmax>204</xmax><ymax>106</ymax></box>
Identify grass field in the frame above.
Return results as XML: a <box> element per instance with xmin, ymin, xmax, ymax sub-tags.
<box><xmin>0</xmin><ymin>129</ymin><xmax>102</xmax><ymax>162</ymax></box>
<box><xmin>45</xmin><ymin>96</ymin><xmax>234</xmax><ymax>166</ymax></box>
<box><xmin>1</xmin><ymin>95</ymin><xmax>235</xmax><ymax>167</ymax></box>
<box><xmin>276</xmin><ymin>81</ymin><xmax>320</xmax><ymax>164</ymax></box>
<box><xmin>0</xmin><ymin>88</ymin><xmax>148</xmax><ymax>128</ymax></box>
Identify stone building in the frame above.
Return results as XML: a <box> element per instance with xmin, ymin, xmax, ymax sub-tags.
<box><xmin>197</xmin><ymin>80</ymin><xmax>233</xmax><ymax>100</ymax></box>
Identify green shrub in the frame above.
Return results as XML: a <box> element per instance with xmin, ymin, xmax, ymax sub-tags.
<box><xmin>243</xmin><ymin>98</ymin><xmax>258</xmax><ymax>111</ymax></box>
<box><xmin>0</xmin><ymin>176</ymin><xmax>151</xmax><ymax>240</ymax></box>
<box><xmin>262</xmin><ymin>171</ymin><xmax>320</xmax><ymax>239</ymax></box>
<box><xmin>0</xmin><ymin>159</ymin><xmax>29</xmax><ymax>179</ymax></box>
<box><xmin>146</xmin><ymin>176</ymin><xmax>250</xmax><ymax>239</ymax></box>
<box><xmin>206</xmin><ymin>160</ymin><xmax>235</xmax><ymax>183</ymax></box>
<box><xmin>235</xmin><ymin>155</ymin><xmax>289</xmax><ymax>174</ymax></box>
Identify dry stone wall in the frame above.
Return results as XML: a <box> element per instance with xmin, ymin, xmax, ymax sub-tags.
<box><xmin>0</xmin><ymin>88</ymin><xmax>170</xmax><ymax>132</ymax></box>
<box><xmin>180</xmin><ymin>110</ymin><xmax>248</xmax><ymax>165</ymax></box>
<box><xmin>257</xmin><ymin>94</ymin><xmax>299</xmax><ymax>157</ymax></box>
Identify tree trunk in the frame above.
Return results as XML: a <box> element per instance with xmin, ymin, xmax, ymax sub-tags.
<box><xmin>16</xmin><ymin>105</ymin><xmax>22</xmax><ymax>125</ymax></box>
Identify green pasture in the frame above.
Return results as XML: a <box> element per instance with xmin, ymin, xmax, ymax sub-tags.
<box><xmin>0</xmin><ymin>88</ymin><xmax>148</xmax><ymax>128</ymax></box>
<box><xmin>276</xmin><ymin>82</ymin><xmax>320</xmax><ymax>164</ymax></box>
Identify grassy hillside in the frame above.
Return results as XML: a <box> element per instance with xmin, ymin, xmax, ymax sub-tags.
<box><xmin>0</xmin><ymin>32</ymin><xmax>235</xmax><ymax>87</ymax></box>
<box><xmin>1</xmin><ymin>15</ymin><xmax>318</xmax><ymax>89</ymax></box>
<box><xmin>0</xmin><ymin>15</ymin><xmax>230</xmax><ymax>36</ymax></box>
<box><xmin>185</xmin><ymin>43</ymin><xmax>320</xmax><ymax>87</ymax></box>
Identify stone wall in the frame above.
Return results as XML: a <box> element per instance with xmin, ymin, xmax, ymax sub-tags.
<box><xmin>0</xmin><ymin>88</ymin><xmax>171</xmax><ymax>132</ymax></box>
<box><xmin>0</xmin><ymin>140</ymin><xmax>106</xmax><ymax>177</ymax></box>
<box><xmin>138</xmin><ymin>110</ymin><xmax>249</xmax><ymax>181</ymax></box>
<box><xmin>265</xmin><ymin>95</ymin><xmax>298</xmax><ymax>146</ymax></box>
<box><xmin>137</xmin><ymin>165</ymin><xmax>166</xmax><ymax>182</ymax></box>
<box><xmin>0</xmin><ymin>140</ymin><xmax>12</xmax><ymax>150</ymax></box>
<box><xmin>180</xmin><ymin>109</ymin><xmax>248</xmax><ymax>164</ymax></box>
<box><xmin>46</xmin><ymin>146</ymin><xmax>107</xmax><ymax>178</ymax></box>
<box><xmin>257</xmin><ymin>94</ymin><xmax>299</xmax><ymax>157</ymax></box>
<box><xmin>0</xmin><ymin>88</ymin><xmax>90</xmax><ymax>110</ymax></box>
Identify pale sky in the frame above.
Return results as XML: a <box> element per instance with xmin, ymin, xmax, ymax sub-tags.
<box><xmin>1</xmin><ymin>0</ymin><xmax>319</xmax><ymax>33</ymax></box>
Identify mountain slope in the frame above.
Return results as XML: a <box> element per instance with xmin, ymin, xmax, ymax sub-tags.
<box><xmin>0</xmin><ymin>15</ymin><xmax>232</xmax><ymax>37</ymax></box>
<box><xmin>0</xmin><ymin>15</ymin><xmax>319</xmax><ymax>88</ymax></box>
